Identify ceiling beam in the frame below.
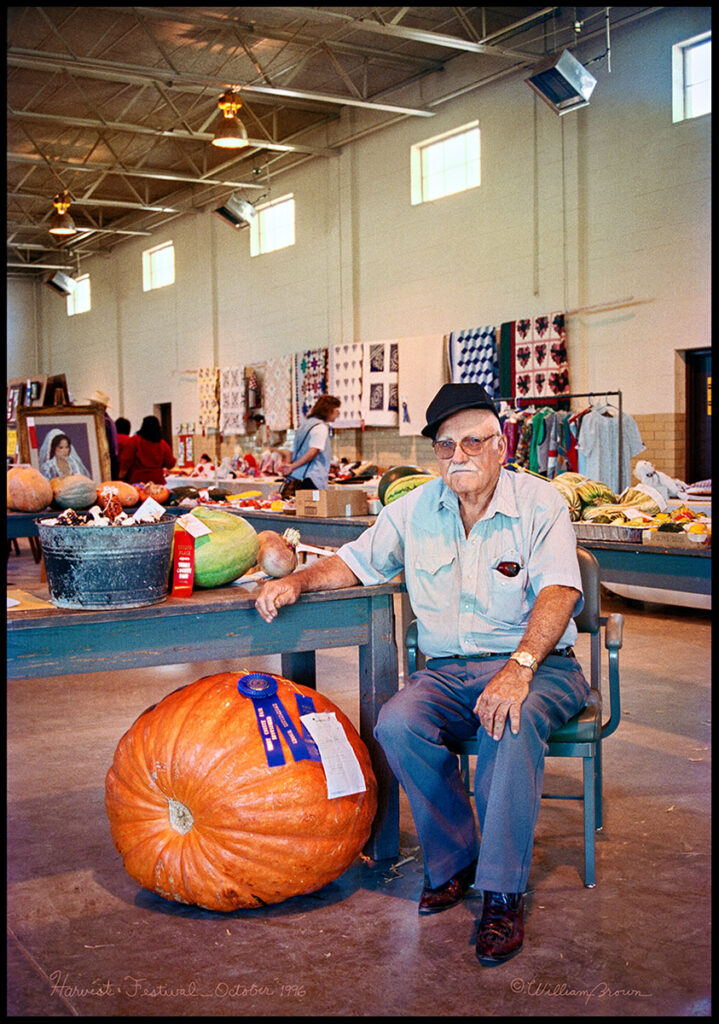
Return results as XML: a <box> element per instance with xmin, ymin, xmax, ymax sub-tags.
<box><xmin>272</xmin><ymin>8</ymin><xmax>539</xmax><ymax>62</ymax></box>
<box><xmin>11</xmin><ymin>190</ymin><xmax>182</xmax><ymax>214</ymax></box>
<box><xmin>7</xmin><ymin>108</ymin><xmax>340</xmax><ymax>158</ymax></box>
<box><xmin>7</xmin><ymin>48</ymin><xmax>436</xmax><ymax>117</ymax></box>
<box><xmin>7</xmin><ymin>152</ymin><xmax>268</xmax><ymax>191</ymax></box>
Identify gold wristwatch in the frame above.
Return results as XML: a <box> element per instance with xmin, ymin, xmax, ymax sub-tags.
<box><xmin>509</xmin><ymin>650</ymin><xmax>538</xmax><ymax>673</ymax></box>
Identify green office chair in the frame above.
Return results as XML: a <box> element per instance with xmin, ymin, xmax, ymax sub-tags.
<box><xmin>404</xmin><ymin>546</ymin><xmax>623</xmax><ymax>888</ymax></box>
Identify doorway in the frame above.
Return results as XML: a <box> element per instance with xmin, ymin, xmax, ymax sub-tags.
<box><xmin>153</xmin><ymin>402</ymin><xmax>173</xmax><ymax>446</ymax></box>
<box><xmin>685</xmin><ymin>348</ymin><xmax>711</xmax><ymax>483</ymax></box>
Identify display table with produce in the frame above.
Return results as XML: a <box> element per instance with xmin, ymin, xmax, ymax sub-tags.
<box><xmin>7</xmin><ymin>566</ymin><xmax>403</xmax><ymax>862</ymax></box>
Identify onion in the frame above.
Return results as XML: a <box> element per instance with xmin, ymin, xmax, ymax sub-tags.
<box><xmin>257</xmin><ymin>528</ymin><xmax>299</xmax><ymax>577</ymax></box>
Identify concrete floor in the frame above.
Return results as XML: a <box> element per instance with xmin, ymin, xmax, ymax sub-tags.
<box><xmin>7</xmin><ymin>545</ymin><xmax>711</xmax><ymax>1016</ymax></box>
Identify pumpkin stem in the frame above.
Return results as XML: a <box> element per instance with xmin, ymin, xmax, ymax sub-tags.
<box><xmin>167</xmin><ymin>797</ymin><xmax>194</xmax><ymax>834</ymax></box>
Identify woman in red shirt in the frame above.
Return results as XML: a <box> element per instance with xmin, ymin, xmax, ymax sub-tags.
<box><xmin>119</xmin><ymin>415</ymin><xmax>176</xmax><ymax>485</ymax></box>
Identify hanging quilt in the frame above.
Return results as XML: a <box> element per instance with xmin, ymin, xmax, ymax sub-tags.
<box><xmin>219</xmin><ymin>365</ymin><xmax>246</xmax><ymax>434</ymax></box>
<box><xmin>262</xmin><ymin>355</ymin><xmax>292</xmax><ymax>432</ymax></box>
<box><xmin>448</xmin><ymin>325</ymin><xmax>499</xmax><ymax>396</ymax></box>
<box><xmin>197</xmin><ymin>367</ymin><xmax>220</xmax><ymax>431</ymax></box>
<box><xmin>397</xmin><ymin>335</ymin><xmax>448</xmax><ymax>436</ymax></box>
<box><xmin>328</xmin><ymin>342</ymin><xmax>364</xmax><ymax>428</ymax></box>
<box><xmin>500</xmin><ymin>312</ymin><xmax>569</xmax><ymax>403</ymax></box>
<box><xmin>361</xmin><ymin>341</ymin><xmax>399</xmax><ymax>427</ymax></box>
<box><xmin>293</xmin><ymin>348</ymin><xmax>328</xmax><ymax>426</ymax></box>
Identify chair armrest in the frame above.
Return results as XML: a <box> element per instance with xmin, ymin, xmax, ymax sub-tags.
<box><xmin>405</xmin><ymin>619</ymin><xmax>419</xmax><ymax>675</ymax></box>
<box><xmin>603</xmin><ymin>612</ymin><xmax>624</xmax><ymax>650</ymax></box>
<box><xmin>600</xmin><ymin>613</ymin><xmax>624</xmax><ymax>741</ymax></box>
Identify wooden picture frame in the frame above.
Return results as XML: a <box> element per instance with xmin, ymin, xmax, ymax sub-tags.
<box><xmin>16</xmin><ymin>404</ymin><xmax>111</xmax><ymax>484</ymax></box>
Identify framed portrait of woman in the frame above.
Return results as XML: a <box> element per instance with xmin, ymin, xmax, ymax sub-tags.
<box><xmin>16</xmin><ymin>404</ymin><xmax>111</xmax><ymax>483</ymax></box>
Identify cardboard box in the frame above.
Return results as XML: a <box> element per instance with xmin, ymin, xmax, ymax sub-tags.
<box><xmin>295</xmin><ymin>488</ymin><xmax>369</xmax><ymax>518</ymax></box>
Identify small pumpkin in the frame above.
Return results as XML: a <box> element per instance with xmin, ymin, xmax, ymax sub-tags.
<box><xmin>135</xmin><ymin>481</ymin><xmax>171</xmax><ymax>504</ymax></box>
<box><xmin>105</xmin><ymin>672</ymin><xmax>378</xmax><ymax>910</ymax></box>
<box><xmin>97</xmin><ymin>480</ymin><xmax>140</xmax><ymax>507</ymax></box>
<box><xmin>50</xmin><ymin>473</ymin><xmax>99</xmax><ymax>509</ymax></box>
<box><xmin>7</xmin><ymin>464</ymin><xmax>53</xmax><ymax>511</ymax></box>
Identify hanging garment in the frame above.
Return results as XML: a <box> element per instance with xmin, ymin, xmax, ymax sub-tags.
<box><xmin>501</xmin><ymin>312</ymin><xmax>570</xmax><ymax>403</ymax></box>
<box><xmin>328</xmin><ymin>342</ymin><xmax>364</xmax><ymax>428</ymax></box>
<box><xmin>361</xmin><ymin>341</ymin><xmax>399</xmax><ymax>427</ymax></box>
<box><xmin>219</xmin><ymin>366</ymin><xmax>246</xmax><ymax>434</ymax></box>
<box><xmin>397</xmin><ymin>334</ymin><xmax>448</xmax><ymax>436</ymax></box>
<box><xmin>197</xmin><ymin>367</ymin><xmax>220</xmax><ymax>431</ymax></box>
<box><xmin>262</xmin><ymin>355</ymin><xmax>293</xmax><ymax>432</ymax></box>
<box><xmin>294</xmin><ymin>349</ymin><xmax>328</xmax><ymax>426</ymax></box>
<box><xmin>448</xmin><ymin>325</ymin><xmax>498</xmax><ymax>395</ymax></box>
<box><xmin>576</xmin><ymin>406</ymin><xmax>646</xmax><ymax>493</ymax></box>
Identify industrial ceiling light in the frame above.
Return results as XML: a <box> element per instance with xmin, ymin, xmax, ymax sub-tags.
<box><xmin>211</xmin><ymin>90</ymin><xmax>249</xmax><ymax>149</ymax></box>
<box><xmin>49</xmin><ymin>190</ymin><xmax>77</xmax><ymax>235</ymax></box>
<box><xmin>526</xmin><ymin>50</ymin><xmax>597</xmax><ymax>115</ymax></box>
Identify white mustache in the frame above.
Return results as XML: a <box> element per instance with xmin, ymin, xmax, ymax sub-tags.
<box><xmin>448</xmin><ymin>465</ymin><xmax>479</xmax><ymax>474</ymax></box>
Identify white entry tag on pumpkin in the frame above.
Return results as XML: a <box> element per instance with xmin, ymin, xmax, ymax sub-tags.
<box><xmin>299</xmin><ymin>712</ymin><xmax>367</xmax><ymax>799</ymax></box>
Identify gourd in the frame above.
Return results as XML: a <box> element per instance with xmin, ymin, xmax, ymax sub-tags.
<box><xmin>257</xmin><ymin>528</ymin><xmax>299</xmax><ymax>577</ymax></box>
<box><xmin>50</xmin><ymin>473</ymin><xmax>99</xmax><ymax>509</ymax></box>
<box><xmin>378</xmin><ymin>465</ymin><xmax>425</xmax><ymax>506</ymax></box>
<box><xmin>188</xmin><ymin>506</ymin><xmax>258</xmax><ymax>587</ymax></box>
<box><xmin>383</xmin><ymin>473</ymin><xmax>435</xmax><ymax>505</ymax></box>
<box><xmin>104</xmin><ymin>672</ymin><xmax>378</xmax><ymax>910</ymax></box>
<box><xmin>7</xmin><ymin>464</ymin><xmax>53</xmax><ymax>511</ymax></box>
<box><xmin>575</xmin><ymin>479</ymin><xmax>618</xmax><ymax>507</ymax></box>
<box><xmin>97</xmin><ymin>481</ymin><xmax>140</xmax><ymax>507</ymax></box>
<box><xmin>135</xmin><ymin>481</ymin><xmax>171</xmax><ymax>504</ymax></box>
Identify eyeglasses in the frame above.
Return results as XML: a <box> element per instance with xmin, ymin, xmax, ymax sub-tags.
<box><xmin>431</xmin><ymin>433</ymin><xmax>501</xmax><ymax>459</ymax></box>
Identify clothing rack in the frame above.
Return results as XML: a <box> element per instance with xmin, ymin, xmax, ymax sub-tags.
<box><xmin>497</xmin><ymin>390</ymin><xmax>625</xmax><ymax>491</ymax></box>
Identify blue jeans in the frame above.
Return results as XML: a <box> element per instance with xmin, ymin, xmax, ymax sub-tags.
<box><xmin>374</xmin><ymin>655</ymin><xmax>590</xmax><ymax>893</ymax></box>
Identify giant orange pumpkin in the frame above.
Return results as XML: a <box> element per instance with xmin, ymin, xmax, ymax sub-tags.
<box><xmin>105</xmin><ymin>672</ymin><xmax>377</xmax><ymax>911</ymax></box>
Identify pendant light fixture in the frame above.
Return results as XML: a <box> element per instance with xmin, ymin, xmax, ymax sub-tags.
<box><xmin>49</xmin><ymin>190</ymin><xmax>77</xmax><ymax>236</ymax></box>
<box><xmin>211</xmin><ymin>90</ymin><xmax>249</xmax><ymax>149</ymax></box>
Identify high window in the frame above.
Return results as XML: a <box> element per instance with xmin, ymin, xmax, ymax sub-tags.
<box><xmin>673</xmin><ymin>33</ymin><xmax>711</xmax><ymax>122</ymax></box>
<box><xmin>411</xmin><ymin>121</ymin><xmax>480</xmax><ymax>205</ymax></box>
<box><xmin>67</xmin><ymin>273</ymin><xmax>91</xmax><ymax>316</ymax></box>
<box><xmin>250</xmin><ymin>195</ymin><xmax>295</xmax><ymax>256</ymax></box>
<box><xmin>142</xmin><ymin>240</ymin><xmax>175</xmax><ymax>291</ymax></box>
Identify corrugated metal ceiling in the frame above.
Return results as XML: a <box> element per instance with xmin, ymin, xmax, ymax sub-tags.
<box><xmin>7</xmin><ymin>6</ymin><xmax>658</xmax><ymax>280</ymax></box>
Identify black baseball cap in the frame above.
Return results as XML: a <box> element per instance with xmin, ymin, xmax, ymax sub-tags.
<box><xmin>421</xmin><ymin>383</ymin><xmax>500</xmax><ymax>439</ymax></box>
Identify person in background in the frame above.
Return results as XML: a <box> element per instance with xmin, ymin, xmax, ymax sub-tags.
<box><xmin>280</xmin><ymin>395</ymin><xmax>341</xmax><ymax>499</ymax></box>
<box><xmin>255</xmin><ymin>382</ymin><xmax>589</xmax><ymax>968</ymax></box>
<box><xmin>119</xmin><ymin>415</ymin><xmax>176</xmax><ymax>485</ymax></box>
<box><xmin>87</xmin><ymin>389</ymin><xmax>119</xmax><ymax>479</ymax></box>
<box><xmin>115</xmin><ymin>418</ymin><xmax>131</xmax><ymax>466</ymax></box>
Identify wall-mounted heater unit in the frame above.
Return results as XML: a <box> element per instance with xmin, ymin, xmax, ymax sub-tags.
<box><xmin>526</xmin><ymin>49</ymin><xmax>597</xmax><ymax>114</ymax></box>
<box><xmin>213</xmin><ymin>194</ymin><xmax>257</xmax><ymax>229</ymax></box>
<box><xmin>44</xmin><ymin>271</ymin><xmax>77</xmax><ymax>296</ymax></box>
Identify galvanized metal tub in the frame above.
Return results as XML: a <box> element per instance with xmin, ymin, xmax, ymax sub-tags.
<box><xmin>36</xmin><ymin>516</ymin><xmax>176</xmax><ymax>609</ymax></box>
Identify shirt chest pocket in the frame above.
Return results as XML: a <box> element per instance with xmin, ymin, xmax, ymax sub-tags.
<box><xmin>484</xmin><ymin>548</ymin><xmax>529</xmax><ymax>624</ymax></box>
<box><xmin>411</xmin><ymin>548</ymin><xmax>458</xmax><ymax>610</ymax></box>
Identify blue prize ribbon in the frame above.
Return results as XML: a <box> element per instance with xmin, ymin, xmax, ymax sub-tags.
<box><xmin>237</xmin><ymin>674</ymin><xmax>314</xmax><ymax>767</ymax></box>
<box><xmin>294</xmin><ymin>692</ymin><xmax>322</xmax><ymax>762</ymax></box>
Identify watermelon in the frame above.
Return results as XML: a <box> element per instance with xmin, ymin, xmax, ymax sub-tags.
<box><xmin>378</xmin><ymin>465</ymin><xmax>426</xmax><ymax>505</ymax></box>
<box><xmin>188</xmin><ymin>508</ymin><xmax>258</xmax><ymax>588</ymax></box>
<box><xmin>383</xmin><ymin>474</ymin><xmax>435</xmax><ymax>505</ymax></box>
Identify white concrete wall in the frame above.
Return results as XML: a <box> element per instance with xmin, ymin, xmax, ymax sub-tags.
<box><xmin>7</xmin><ymin>7</ymin><xmax>710</xmax><ymax>431</ymax></box>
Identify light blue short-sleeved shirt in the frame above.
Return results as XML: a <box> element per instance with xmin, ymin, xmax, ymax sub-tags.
<box><xmin>336</xmin><ymin>469</ymin><xmax>583</xmax><ymax>659</ymax></box>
